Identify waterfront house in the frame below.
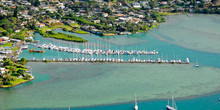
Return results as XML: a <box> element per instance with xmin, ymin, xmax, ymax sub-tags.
<box><xmin>25</xmin><ymin>36</ymin><xmax>34</xmax><ymax>41</ymax></box>
<box><xmin>0</xmin><ymin>37</ymin><xmax>9</xmax><ymax>41</ymax></box>
<box><xmin>0</xmin><ymin>67</ymin><xmax>5</xmax><ymax>74</ymax></box>
<box><xmin>91</xmin><ymin>29</ymin><xmax>100</xmax><ymax>34</ymax></box>
<box><xmin>102</xmin><ymin>13</ymin><xmax>109</xmax><ymax>17</ymax></box>
<box><xmin>132</xmin><ymin>2</ymin><xmax>141</xmax><ymax>8</ymax></box>
<box><xmin>36</xmin><ymin>23</ymin><xmax>46</xmax><ymax>28</ymax></box>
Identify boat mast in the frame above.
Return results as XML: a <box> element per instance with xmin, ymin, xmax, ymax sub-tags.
<box><xmin>135</xmin><ymin>94</ymin><xmax>137</xmax><ymax>106</ymax></box>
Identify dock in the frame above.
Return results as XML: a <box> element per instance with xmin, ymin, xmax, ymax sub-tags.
<box><xmin>28</xmin><ymin>43</ymin><xmax>159</xmax><ymax>55</ymax></box>
<box><xmin>27</xmin><ymin>57</ymin><xmax>190</xmax><ymax>64</ymax></box>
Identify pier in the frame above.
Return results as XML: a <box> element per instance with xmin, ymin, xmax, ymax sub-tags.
<box><xmin>28</xmin><ymin>57</ymin><xmax>190</xmax><ymax>64</ymax></box>
<box><xmin>27</xmin><ymin>43</ymin><xmax>159</xmax><ymax>55</ymax></box>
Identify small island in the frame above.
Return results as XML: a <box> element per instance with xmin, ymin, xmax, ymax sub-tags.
<box><xmin>0</xmin><ymin>58</ymin><xmax>34</xmax><ymax>88</ymax></box>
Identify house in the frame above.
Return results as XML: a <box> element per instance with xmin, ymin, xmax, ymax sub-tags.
<box><xmin>136</xmin><ymin>15</ymin><xmax>145</xmax><ymax>18</ymax></box>
<box><xmin>36</xmin><ymin>23</ymin><xmax>45</xmax><ymax>28</ymax></box>
<box><xmin>58</xmin><ymin>3</ymin><xmax>65</xmax><ymax>9</ymax></box>
<box><xmin>46</xmin><ymin>19</ymin><xmax>60</xmax><ymax>24</ymax></box>
<box><xmin>0</xmin><ymin>37</ymin><xmax>9</xmax><ymax>41</ymax></box>
<box><xmin>161</xmin><ymin>1</ymin><xmax>168</xmax><ymax>5</ymax></box>
<box><xmin>0</xmin><ymin>67</ymin><xmax>5</xmax><ymax>74</ymax></box>
<box><xmin>94</xmin><ymin>0</ymin><xmax>103</xmax><ymax>2</ymax></box>
<box><xmin>91</xmin><ymin>29</ymin><xmax>100</xmax><ymax>34</ymax></box>
<box><xmin>140</xmin><ymin>1</ymin><xmax>149</xmax><ymax>5</ymax></box>
<box><xmin>65</xmin><ymin>20</ymin><xmax>75</xmax><ymax>24</ymax></box>
<box><xmin>196</xmin><ymin>1</ymin><xmax>201</xmax><ymax>4</ymax></box>
<box><xmin>132</xmin><ymin>2</ymin><xmax>141</xmax><ymax>8</ymax></box>
<box><xmin>118</xmin><ymin>17</ymin><xmax>132</xmax><ymax>22</ymax></box>
<box><xmin>0</xmin><ymin>9</ymin><xmax>7</xmax><ymax>16</ymax></box>
<box><xmin>115</xmin><ymin>14</ymin><xmax>126</xmax><ymax>17</ymax></box>
<box><xmin>25</xmin><ymin>36</ymin><xmax>33</xmax><ymax>41</ymax></box>
<box><xmin>0</xmin><ymin>55</ymin><xmax>6</xmax><ymax>62</ymax></box>
<box><xmin>142</xmin><ymin>4</ymin><xmax>151</xmax><ymax>9</ymax></box>
<box><xmin>93</xmin><ymin>20</ymin><xmax>101</xmax><ymax>24</ymax></box>
<box><xmin>102</xmin><ymin>13</ymin><xmax>109</xmax><ymax>17</ymax></box>
<box><xmin>22</xmin><ymin>15</ymin><xmax>32</xmax><ymax>20</ymax></box>
<box><xmin>15</xmin><ymin>29</ymin><xmax>21</xmax><ymax>33</ymax></box>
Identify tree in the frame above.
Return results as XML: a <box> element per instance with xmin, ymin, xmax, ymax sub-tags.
<box><xmin>17</xmin><ymin>69</ymin><xmax>25</xmax><ymax>77</ymax></box>
<box><xmin>1</xmin><ymin>72</ymin><xmax>12</xmax><ymax>85</ymax></box>
<box><xmin>33</xmin><ymin>0</ymin><xmax>40</xmax><ymax>7</ymax></box>
<box><xmin>24</xmin><ymin>74</ymin><xmax>32</xmax><ymax>80</ymax></box>
<box><xmin>203</xmin><ymin>7</ymin><xmax>209</xmax><ymax>14</ymax></box>
<box><xmin>13</xmin><ymin>7</ymin><xmax>18</xmax><ymax>17</ymax></box>
<box><xmin>19</xmin><ymin>58</ymin><xmax>27</xmax><ymax>65</ymax></box>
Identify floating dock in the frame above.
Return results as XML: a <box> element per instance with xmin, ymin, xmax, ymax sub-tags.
<box><xmin>28</xmin><ymin>57</ymin><xmax>190</xmax><ymax>64</ymax></box>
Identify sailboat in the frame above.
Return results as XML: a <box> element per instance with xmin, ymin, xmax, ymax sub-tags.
<box><xmin>194</xmin><ymin>58</ymin><xmax>199</xmax><ymax>67</ymax></box>
<box><xmin>166</xmin><ymin>96</ymin><xmax>178</xmax><ymax>110</ymax></box>
<box><xmin>134</xmin><ymin>95</ymin><xmax>138</xmax><ymax>110</ymax></box>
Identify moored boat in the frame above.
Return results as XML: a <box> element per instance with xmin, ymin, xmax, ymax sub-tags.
<box><xmin>22</xmin><ymin>45</ymin><xmax>28</xmax><ymax>49</ymax></box>
<box><xmin>134</xmin><ymin>95</ymin><xmax>138</xmax><ymax>110</ymax></box>
<box><xmin>29</xmin><ymin>48</ymin><xmax>45</xmax><ymax>53</ymax></box>
<box><xmin>166</xmin><ymin>96</ymin><xmax>178</xmax><ymax>110</ymax></box>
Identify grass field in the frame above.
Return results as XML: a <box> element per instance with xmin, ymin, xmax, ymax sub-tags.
<box><xmin>74</xmin><ymin>30</ymin><xmax>89</xmax><ymax>34</ymax></box>
<box><xmin>0</xmin><ymin>78</ymin><xmax>30</xmax><ymax>88</ymax></box>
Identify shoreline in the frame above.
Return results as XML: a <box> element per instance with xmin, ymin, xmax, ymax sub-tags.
<box><xmin>0</xmin><ymin>76</ymin><xmax>34</xmax><ymax>88</ymax></box>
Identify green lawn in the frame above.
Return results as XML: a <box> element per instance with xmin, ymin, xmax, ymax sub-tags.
<box><xmin>0</xmin><ymin>42</ymin><xmax>13</xmax><ymax>47</ymax></box>
<box><xmin>74</xmin><ymin>30</ymin><xmax>89</xmax><ymax>34</ymax></box>
<box><xmin>0</xmin><ymin>27</ymin><xmax>6</xmax><ymax>33</ymax></box>
<box><xmin>103</xmin><ymin>33</ymin><xmax>115</xmax><ymax>36</ymax></box>
<box><xmin>11</xmin><ymin>47</ymin><xmax>18</xmax><ymax>52</ymax></box>
<box><xmin>39</xmin><ymin>24</ymin><xmax>73</xmax><ymax>32</ymax></box>
<box><xmin>69</xmin><ymin>23</ymin><xmax>80</xmax><ymax>27</ymax></box>
<box><xmin>1</xmin><ymin>78</ymin><xmax>29</xmax><ymax>88</ymax></box>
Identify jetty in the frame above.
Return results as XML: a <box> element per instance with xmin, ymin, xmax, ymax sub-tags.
<box><xmin>28</xmin><ymin>43</ymin><xmax>159</xmax><ymax>55</ymax></box>
<box><xmin>28</xmin><ymin>57</ymin><xmax>190</xmax><ymax>64</ymax></box>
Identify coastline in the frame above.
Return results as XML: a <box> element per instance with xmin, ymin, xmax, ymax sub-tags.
<box><xmin>0</xmin><ymin>76</ymin><xmax>34</xmax><ymax>88</ymax></box>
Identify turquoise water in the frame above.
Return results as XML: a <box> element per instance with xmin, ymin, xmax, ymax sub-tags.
<box><xmin>1</xmin><ymin>14</ymin><xmax>220</xmax><ymax>110</ymax></box>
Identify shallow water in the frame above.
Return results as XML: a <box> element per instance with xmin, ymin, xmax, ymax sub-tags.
<box><xmin>2</xmin><ymin>14</ymin><xmax>220</xmax><ymax>110</ymax></box>
<box><xmin>153</xmin><ymin>14</ymin><xmax>220</xmax><ymax>54</ymax></box>
<box><xmin>1</xmin><ymin>62</ymin><xmax>220</xmax><ymax>109</ymax></box>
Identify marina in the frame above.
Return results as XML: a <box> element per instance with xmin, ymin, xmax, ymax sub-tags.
<box><xmin>2</xmin><ymin>14</ymin><xmax>220</xmax><ymax>110</ymax></box>
<box><xmin>27</xmin><ymin>43</ymin><xmax>159</xmax><ymax>55</ymax></box>
<box><xmin>28</xmin><ymin>57</ymin><xmax>190</xmax><ymax>64</ymax></box>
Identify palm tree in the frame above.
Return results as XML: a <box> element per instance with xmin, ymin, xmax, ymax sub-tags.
<box><xmin>2</xmin><ymin>72</ymin><xmax>12</xmax><ymax>85</ymax></box>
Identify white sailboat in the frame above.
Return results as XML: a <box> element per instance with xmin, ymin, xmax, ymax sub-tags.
<box><xmin>134</xmin><ymin>95</ymin><xmax>138</xmax><ymax>110</ymax></box>
<box><xmin>166</xmin><ymin>96</ymin><xmax>178</xmax><ymax>110</ymax></box>
<box><xmin>194</xmin><ymin>58</ymin><xmax>199</xmax><ymax>67</ymax></box>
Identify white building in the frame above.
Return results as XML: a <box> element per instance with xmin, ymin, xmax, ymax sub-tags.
<box><xmin>0</xmin><ymin>67</ymin><xmax>5</xmax><ymax>74</ymax></box>
<box><xmin>132</xmin><ymin>2</ymin><xmax>141</xmax><ymax>8</ymax></box>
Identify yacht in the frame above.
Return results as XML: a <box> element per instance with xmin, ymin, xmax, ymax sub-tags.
<box><xmin>166</xmin><ymin>96</ymin><xmax>177</xmax><ymax>110</ymax></box>
<box><xmin>194</xmin><ymin>64</ymin><xmax>200</xmax><ymax>67</ymax></box>
<box><xmin>22</xmin><ymin>45</ymin><xmax>28</xmax><ymax>49</ymax></box>
<box><xmin>134</xmin><ymin>95</ymin><xmax>138</xmax><ymax>110</ymax></box>
<box><xmin>194</xmin><ymin>59</ymin><xmax>199</xmax><ymax>67</ymax></box>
